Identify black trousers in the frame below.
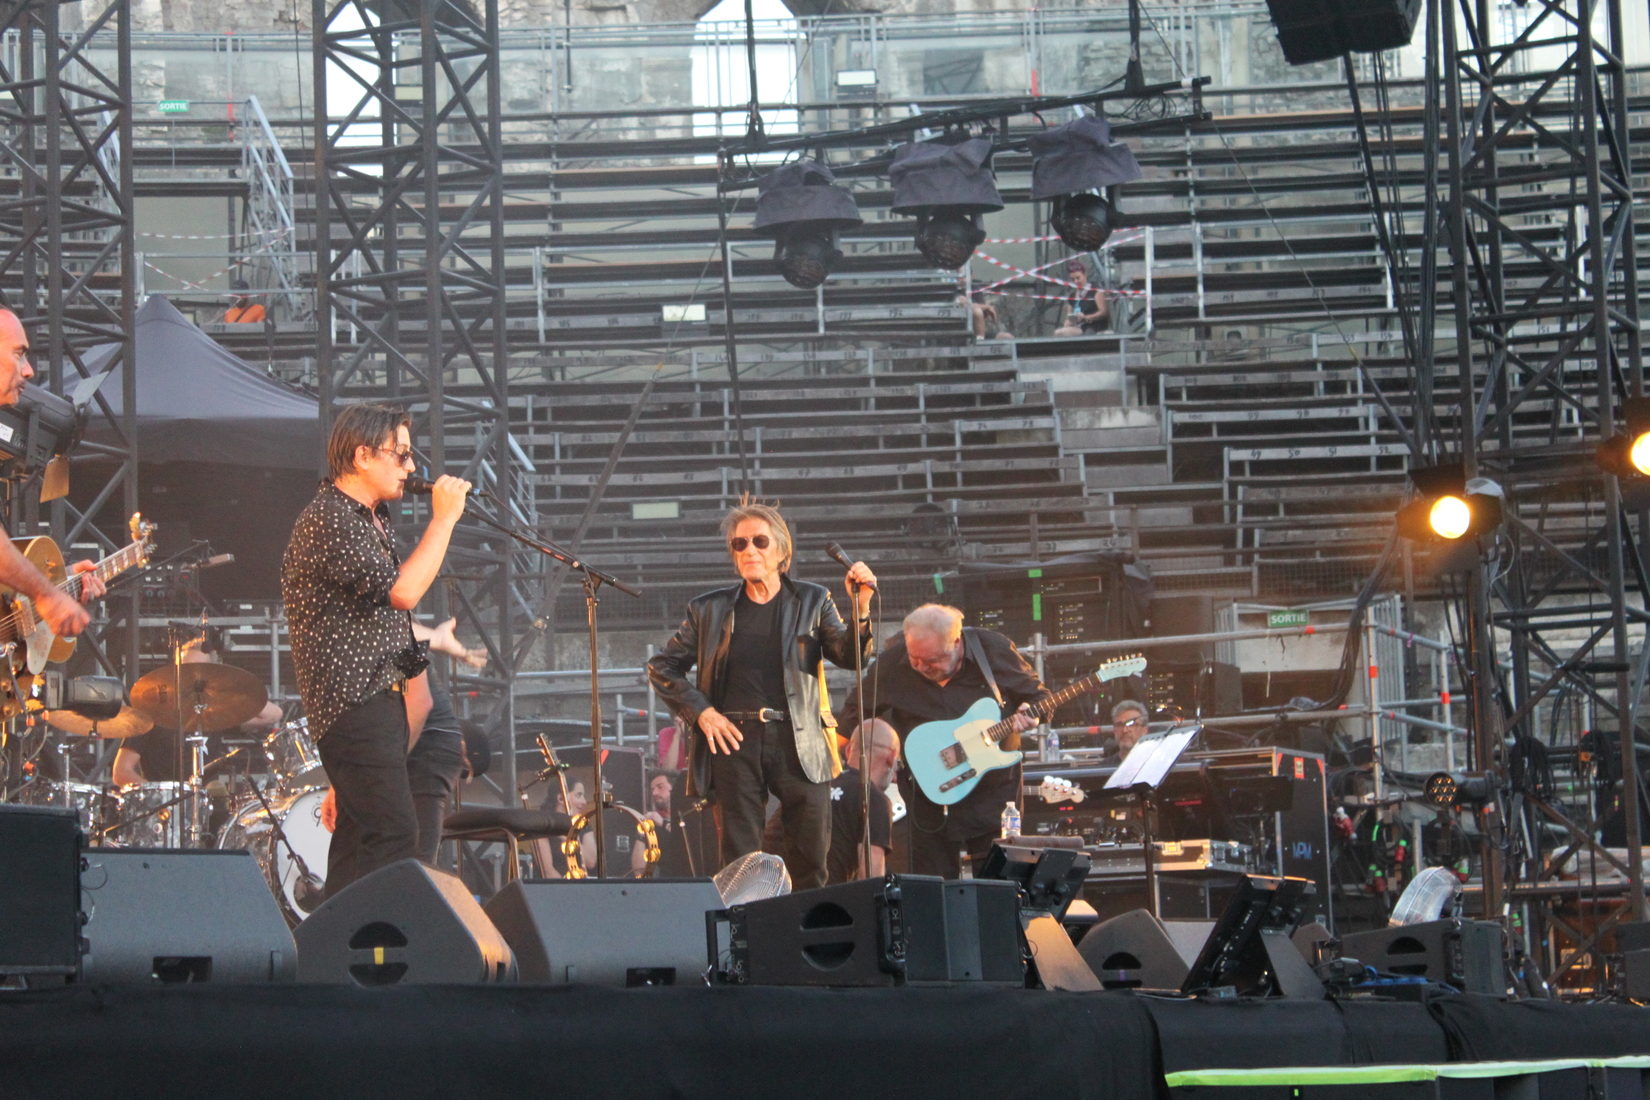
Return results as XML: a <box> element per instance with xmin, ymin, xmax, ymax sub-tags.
<box><xmin>316</xmin><ymin>691</ymin><xmax>417</xmax><ymax>899</ymax></box>
<box><xmin>900</xmin><ymin>763</ymin><xmax>1021</xmax><ymax>880</ymax></box>
<box><xmin>406</xmin><ymin>727</ymin><xmax>466</xmax><ymax>867</ymax></box>
<box><xmin>709</xmin><ymin>718</ymin><xmax>831</xmax><ymax>890</ymax></box>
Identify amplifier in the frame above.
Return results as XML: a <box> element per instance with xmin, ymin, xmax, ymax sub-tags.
<box><xmin>1087</xmin><ymin>839</ymin><xmax>1254</xmax><ymax>878</ymax></box>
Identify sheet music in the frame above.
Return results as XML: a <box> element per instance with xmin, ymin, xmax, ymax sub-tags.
<box><xmin>1104</xmin><ymin>726</ymin><xmax>1200</xmax><ymax>791</ymax></box>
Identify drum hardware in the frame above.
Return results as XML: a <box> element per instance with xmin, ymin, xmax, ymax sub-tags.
<box><xmin>240</xmin><ymin>764</ymin><xmax>325</xmax><ymax>919</ymax></box>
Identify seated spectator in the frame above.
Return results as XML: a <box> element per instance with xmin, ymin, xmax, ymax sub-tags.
<box><xmin>1052</xmin><ymin>259</ymin><xmax>1108</xmax><ymax>336</ymax></box>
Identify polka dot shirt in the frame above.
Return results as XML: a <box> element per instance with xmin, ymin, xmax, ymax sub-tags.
<box><xmin>281</xmin><ymin>481</ymin><xmax>429</xmax><ymax>742</ymax></box>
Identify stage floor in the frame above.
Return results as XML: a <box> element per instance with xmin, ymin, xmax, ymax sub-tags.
<box><xmin>3</xmin><ymin>984</ymin><xmax>1649</xmax><ymax>1100</ymax></box>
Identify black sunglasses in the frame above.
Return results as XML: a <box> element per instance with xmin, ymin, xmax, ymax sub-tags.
<box><xmin>729</xmin><ymin>535</ymin><xmax>772</xmax><ymax>552</ymax></box>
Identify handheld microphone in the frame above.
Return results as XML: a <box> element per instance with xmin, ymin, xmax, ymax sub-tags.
<box><xmin>402</xmin><ymin>475</ymin><xmax>435</xmax><ymax>494</ymax></box>
<box><xmin>825</xmin><ymin>542</ymin><xmax>876</xmax><ymax>590</ymax></box>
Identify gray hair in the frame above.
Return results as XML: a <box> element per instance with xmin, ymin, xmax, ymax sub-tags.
<box><xmin>903</xmin><ymin>603</ymin><xmax>964</xmax><ymax>644</ymax></box>
<box><xmin>1111</xmin><ymin>698</ymin><xmax>1146</xmax><ymax>722</ymax></box>
<box><xmin>720</xmin><ymin>499</ymin><xmax>792</xmax><ymax>572</ymax></box>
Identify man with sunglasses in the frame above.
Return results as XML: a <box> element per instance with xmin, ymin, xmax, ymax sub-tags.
<box><xmin>648</xmin><ymin>501</ymin><xmax>875</xmax><ymax>889</ymax></box>
<box><xmin>282</xmin><ymin>403</ymin><xmax>470</xmax><ymax>898</ymax></box>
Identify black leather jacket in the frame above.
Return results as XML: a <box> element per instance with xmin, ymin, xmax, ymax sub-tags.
<box><xmin>647</xmin><ymin>573</ymin><xmax>871</xmax><ymax>795</ymax></box>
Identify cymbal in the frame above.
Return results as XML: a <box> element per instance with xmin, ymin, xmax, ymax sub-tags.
<box><xmin>130</xmin><ymin>663</ymin><xmax>268</xmax><ymax>733</ymax></box>
<box><xmin>44</xmin><ymin>706</ymin><xmax>154</xmax><ymax>739</ymax></box>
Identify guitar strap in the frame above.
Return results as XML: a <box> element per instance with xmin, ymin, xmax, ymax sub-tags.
<box><xmin>962</xmin><ymin>627</ymin><xmax>1004</xmax><ymax>709</ymax></box>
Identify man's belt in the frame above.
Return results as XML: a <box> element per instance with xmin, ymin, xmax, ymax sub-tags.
<box><xmin>721</xmin><ymin>707</ymin><xmax>789</xmax><ymax>723</ymax></box>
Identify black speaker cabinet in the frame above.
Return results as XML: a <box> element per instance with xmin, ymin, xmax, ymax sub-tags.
<box><xmin>0</xmin><ymin>805</ymin><xmax>81</xmax><ymax>980</ymax></box>
<box><xmin>295</xmin><ymin>858</ymin><xmax>515</xmax><ymax>985</ymax></box>
<box><xmin>1339</xmin><ymin>919</ymin><xmax>1505</xmax><ymax>994</ymax></box>
<box><xmin>79</xmin><ymin>849</ymin><xmax>297</xmax><ymax>984</ymax></box>
<box><xmin>722</xmin><ymin>875</ymin><xmax>1023</xmax><ymax>987</ymax></box>
<box><xmin>486</xmin><ymin>878</ymin><xmax>723</xmax><ymax>986</ymax></box>
<box><xmin>1078</xmin><ymin>909</ymin><xmax>1211</xmax><ymax>990</ymax></box>
<box><xmin>1264</xmin><ymin>0</ymin><xmax>1422</xmax><ymax>64</ymax></box>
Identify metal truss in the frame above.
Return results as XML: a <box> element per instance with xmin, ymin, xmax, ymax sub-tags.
<box><xmin>0</xmin><ymin>0</ymin><xmax>138</xmax><ymax>685</ymax></box>
<box><xmin>239</xmin><ymin>93</ymin><xmax>306</xmax><ymax>323</ymax></box>
<box><xmin>312</xmin><ymin>0</ymin><xmax>525</xmax><ymax>794</ymax></box>
<box><xmin>1414</xmin><ymin>0</ymin><xmax>1644</xmax><ymax>988</ymax></box>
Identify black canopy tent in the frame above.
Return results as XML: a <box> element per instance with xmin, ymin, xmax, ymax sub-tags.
<box><xmin>81</xmin><ymin>295</ymin><xmax>320</xmax><ymax>469</ymax></box>
<box><xmin>76</xmin><ymin>295</ymin><xmax>322</xmax><ymax>599</ymax></box>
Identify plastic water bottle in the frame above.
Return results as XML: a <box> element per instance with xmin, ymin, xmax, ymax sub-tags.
<box><xmin>1000</xmin><ymin>800</ymin><xmax>1021</xmax><ymax>839</ymax></box>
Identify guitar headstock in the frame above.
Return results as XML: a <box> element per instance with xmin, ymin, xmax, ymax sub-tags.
<box><xmin>128</xmin><ymin>513</ymin><xmax>157</xmax><ymax>563</ymax></box>
<box><xmin>1095</xmin><ymin>653</ymin><xmax>1147</xmax><ymax>681</ymax></box>
<box><xmin>1038</xmin><ymin>774</ymin><xmax>1086</xmax><ymax>805</ymax></box>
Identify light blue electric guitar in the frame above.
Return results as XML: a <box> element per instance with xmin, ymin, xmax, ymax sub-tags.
<box><xmin>905</xmin><ymin>654</ymin><xmax>1148</xmax><ymax>805</ymax></box>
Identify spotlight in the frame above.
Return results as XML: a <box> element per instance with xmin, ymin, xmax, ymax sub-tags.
<box><xmin>1596</xmin><ymin>396</ymin><xmax>1650</xmax><ymax>479</ymax></box>
<box><xmin>1049</xmin><ymin>193</ymin><xmax>1117</xmax><ymax>252</ymax></box>
<box><xmin>1423</xmin><ymin>771</ymin><xmax>1493</xmax><ymax>808</ymax></box>
<box><xmin>1394</xmin><ymin>462</ymin><xmax>1504</xmax><ymax>542</ymax></box>
<box><xmin>1026</xmin><ymin>115</ymin><xmax>1141</xmax><ymax>252</ymax></box>
<box><xmin>752</xmin><ymin>158</ymin><xmax>862</xmax><ymax>291</ymax></box>
<box><xmin>912</xmin><ymin>210</ymin><xmax>986</xmax><ymax>270</ymax></box>
<box><xmin>889</xmin><ymin>136</ymin><xmax>1003</xmax><ymax>270</ymax></box>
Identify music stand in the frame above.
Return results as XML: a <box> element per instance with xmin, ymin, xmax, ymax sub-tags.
<box><xmin>1101</xmin><ymin>725</ymin><xmax>1199</xmax><ymax>917</ymax></box>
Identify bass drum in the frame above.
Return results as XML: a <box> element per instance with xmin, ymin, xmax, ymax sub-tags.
<box><xmin>218</xmin><ymin>787</ymin><xmax>331</xmax><ymax>923</ymax></box>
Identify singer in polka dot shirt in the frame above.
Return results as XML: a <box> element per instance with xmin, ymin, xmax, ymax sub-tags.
<box><xmin>281</xmin><ymin>403</ymin><xmax>471</xmax><ymax>897</ymax></box>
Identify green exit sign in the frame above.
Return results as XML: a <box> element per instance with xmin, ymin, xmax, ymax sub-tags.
<box><xmin>157</xmin><ymin>100</ymin><xmax>189</xmax><ymax>113</ymax></box>
<box><xmin>1268</xmin><ymin>610</ymin><xmax>1310</xmax><ymax>628</ymax></box>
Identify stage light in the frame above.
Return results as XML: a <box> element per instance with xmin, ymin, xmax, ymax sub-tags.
<box><xmin>889</xmin><ymin>136</ymin><xmax>1003</xmax><ymax>270</ymax></box>
<box><xmin>1596</xmin><ymin>396</ymin><xmax>1650</xmax><ymax>480</ymax></box>
<box><xmin>1394</xmin><ymin>463</ymin><xmax>1503</xmax><ymax>543</ymax></box>
<box><xmin>1423</xmin><ymin>771</ymin><xmax>1493</xmax><ymax>808</ymax></box>
<box><xmin>752</xmin><ymin>158</ymin><xmax>862</xmax><ymax>291</ymax></box>
<box><xmin>1428</xmin><ymin>495</ymin><xmax>1471</xmax><ymax>540</ymax></box>
<box><xmin>1026</xmin><ymin>115</ymin><xmax>1141</xmax><ymax>252</ymax></box>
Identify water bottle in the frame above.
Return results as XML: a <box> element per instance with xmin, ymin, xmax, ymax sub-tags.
<box><xmin>1000</xmin><ymin>800</ymin><xmax>1021</xmax><ymax>839</ymax></box>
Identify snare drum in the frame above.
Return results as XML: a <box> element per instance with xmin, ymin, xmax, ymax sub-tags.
<box><xmin>112</xmin><ymin>781</ymin><xmax>210</xmax><ymax>848</ymax></box>
<box><xmin>218</xmin><ymin>786</ymin><xmax>331</xmax><ymax>923</ymax></box>
<box><xmin>18</xmin><ymin>778</ymin><xmax>118</xmax><ymax>841</ymax></box>
<box><xmin>263</xmin><ymin>719</ymin><xmax>324</xmax><ymax>790</ymax></box>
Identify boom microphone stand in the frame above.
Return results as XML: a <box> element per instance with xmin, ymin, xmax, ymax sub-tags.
<box><xmin>458</xmin><ymin>494</ymin><xmax>640</xmax><ymax>880</ymax></box>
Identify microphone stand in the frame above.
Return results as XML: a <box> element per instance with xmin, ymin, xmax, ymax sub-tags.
<box><xmin>458</xmin><ymin>493</ymin><xmax>640</xmax><ymax>880</ymax></box>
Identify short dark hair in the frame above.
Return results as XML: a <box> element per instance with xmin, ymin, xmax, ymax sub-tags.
<box><xmin>327</xmin><ymin>403</ymin><xmax>410</xmax><ymax>481</ymax></box>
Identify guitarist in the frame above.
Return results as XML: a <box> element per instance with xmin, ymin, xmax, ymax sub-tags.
<box><xmin>0</xmin><ymin>309</ymin><xmax>104</xmax><ymax>637</ymax></box>
<box><xmin>843</xmin><ymin>603</ymin><xmax>1050</xmax><ymax>879</ymax></box>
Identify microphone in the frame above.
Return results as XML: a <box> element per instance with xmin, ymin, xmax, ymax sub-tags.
<box><xmin>402</xmin><ymin>475</ymin><xmax>435</xmax><ymax>494</ymax></box>
<box><xmin>825</xmin><ymin>542</ymin><xmax>876</xmax><ymax>590</ymax></box>
<box><xmin>202</xmin><ymin>553</ymin><xmax>235</xmax><ymax>569</ymax></box>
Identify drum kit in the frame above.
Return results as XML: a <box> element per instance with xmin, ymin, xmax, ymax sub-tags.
<box><xmin>16</xmin><ymin>660</ymin><xmax>333</xmax><ymax>921</ymax></box>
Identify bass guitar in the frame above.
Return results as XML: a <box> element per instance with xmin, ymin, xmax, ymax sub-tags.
<box><xmin>0</xmin><ymin>513</ymin><xmax>156</xmax><ymax>717</ymax></box>
<box><xmin>905</xmin><ymin>654</ymin><xmax>1147</xmax><ymax>805</ymax></box>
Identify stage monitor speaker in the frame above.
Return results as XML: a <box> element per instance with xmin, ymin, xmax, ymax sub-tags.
<box><xmin>720</xmin><ymin>876</ymin><xmax>1024</xmax><ymax>987</ymax></box>
<box><xmin>1338</xmin><ymin>919</ymin><xmax>1504</xmax><ymax>995</ymax></box>
<box><xmin>486</xmin><ymin>878</ymin><xmax>723</xmax><ymax>986</ymax></box>
<box><xmin>1078</xmin><ymin>909</ymin><xmax>1211</xmax><ymax>990</ymax></box>
<box><xmin>1264</xmin><ymin>0</ymin><xmax>1422</xmax><ymax>65</ymax></box>
<box><xmin>0</xmin><ymin>805</ymin><xmax>81</xmax><ymax>980</ymax></box>
<box><xmin>295</xmin><ymin>858</ymin><xmax>515</xmax><ymax>985</ymax></box>
<box><xmin>79</xmin><ymin>849</ymin><xmax>297</xmax><ymax>983</ymax></box>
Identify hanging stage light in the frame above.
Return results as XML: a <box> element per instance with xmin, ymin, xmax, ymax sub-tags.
<box><xmin>889</xmin><ymin>136</ymin><xmax>1003</xmax><ymax>270</ymax></box>
<box><xmin>1026</xmin><ymin>115</ymin><xmax>1142</xmax><ymax>252</ymax></box>
<box><xmin>1394</xmin><ymin>462</ymin><xmax>1504</xmax><ymax>542</ymax></box>
<box><xmin>752</xmin><ymin>159</ymin><xmax>863</xmax><ymax>291</ymax></box>
<box><xmin>1596</xmin><ymin>396</ymin><xmax>1650</xmax><ymax>479</ymax></box>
